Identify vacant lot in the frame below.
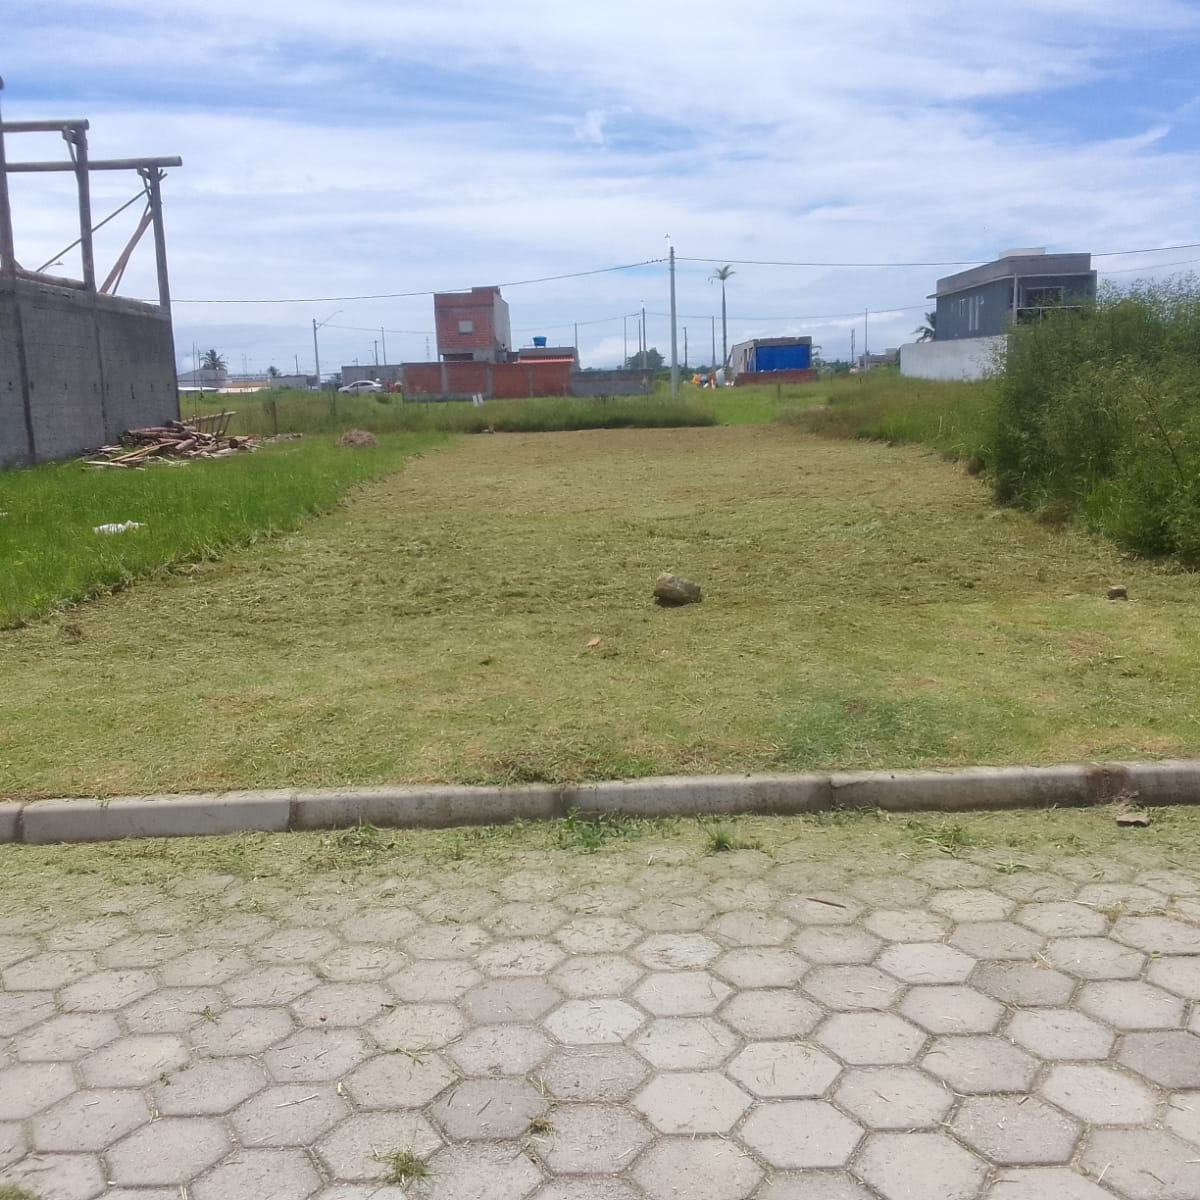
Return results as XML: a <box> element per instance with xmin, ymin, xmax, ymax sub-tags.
<box><xmin>2</xmin><ymin>424</ymin><xmax>1198</xmax><ymax>798</ymax></box>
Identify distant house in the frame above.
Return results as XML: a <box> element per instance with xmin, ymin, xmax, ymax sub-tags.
<box><xmin>729</xmin><ymin>336</ymin><xmax>817</xmax><ymax>385</ymax></box>
<box><xmin>931</xmin><ymin>248</ymin><xmax>1096</xmax><ymax>342</ymax></box>
<box><xmin>434</xmin><ymin>285</ymin><xmax>512</xmax><ymax>363</ymax></box>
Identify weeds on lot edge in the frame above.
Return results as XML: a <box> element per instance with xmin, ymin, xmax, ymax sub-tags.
<box><xmin>375</xmin><ymin>1148</ymin><xmax>431</xmax><ymax>1186</ymax></box>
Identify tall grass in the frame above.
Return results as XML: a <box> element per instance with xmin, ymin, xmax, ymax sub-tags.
<box><xmin>990</xmin><ymin>277</ymin><xmax>1200</xmax><ymax>561</ymax></box>
<box><xmin>207</xmin><ymin>389</ymin><xmax>717</xmax><ymax>437</ymax></box>
<box><xmin>0</xmin><ymin>434</ymin><xmax>438</xmax><ymax>627</ymax></box>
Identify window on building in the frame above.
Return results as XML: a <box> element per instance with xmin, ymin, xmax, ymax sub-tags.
<box><xmin>458</xmin><ymin>319</ymin><xmax>474</xmax><ymax>334</ymax></box>
<box><xmin>1025</xmin><ymin>286</ymin><xmax>1064</xmax><ymax>308</ymax></box>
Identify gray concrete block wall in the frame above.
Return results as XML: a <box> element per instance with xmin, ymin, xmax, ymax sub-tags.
<box><xmin>0</xmin><ymin>277</ymin><xmax>178</xmax><ymax>467</ymax></box>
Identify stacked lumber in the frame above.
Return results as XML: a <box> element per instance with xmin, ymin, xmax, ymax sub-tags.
<box><xmin>85</xmin><ymin>419</ymin><xmax>254</xmax><ymax>468</ymax></box>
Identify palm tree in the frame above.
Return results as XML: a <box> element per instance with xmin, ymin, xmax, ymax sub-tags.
<box><xmin>913</xmin><ymin>311</ymin><xmax>937</xmax><ymax>342</ymax></box>
<box><xmin>200</xmin><ymin>348</ymin><xmax>228</xmax><ymax>372</ymax></box>
<box><xmin>709</xmin><ymin>265</ymin><xmax>735</xmax><ymax>368</ymax></box>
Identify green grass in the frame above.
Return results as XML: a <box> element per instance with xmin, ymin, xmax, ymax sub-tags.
<box><xmin>2</xmin><ymin>423</ymin><xmax>1199</xmax><ymax>799</ymax></box>
<box><xmin>374</xmin><ymin>1148</ymin><xmax>431</xmax><ymax>1186</ymax></box>
<box><xmin>210</xmin><ymin>388</ymin><xmax>717</xmax><ymax>437</ymax></box>
<box><xmin>0</xmin><ymin>433</ymin><xmax>440</xmax><ymax>628</ymax></box>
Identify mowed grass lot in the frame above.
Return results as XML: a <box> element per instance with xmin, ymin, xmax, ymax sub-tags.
<box><xmin>2</xmin><ymin>423</ymin><xmax>1199</xmax><ymax>798</ymax></box>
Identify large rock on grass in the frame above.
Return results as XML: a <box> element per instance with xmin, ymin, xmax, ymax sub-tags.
<box><xmin>654</xmin><ymin>573</ymin><xmax>702</xmax><ymax>606</ymax></box>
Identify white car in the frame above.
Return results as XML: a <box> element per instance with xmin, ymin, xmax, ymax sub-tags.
<box><xmin>338</xmin><ymin>379</ymin><xmax>384</xmax><ymax>394</ymax></box>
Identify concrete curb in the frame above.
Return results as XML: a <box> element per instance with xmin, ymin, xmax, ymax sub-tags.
<box><xmin>2</xmin><ymin>761</ymin><xmax>1199</xmax><ymax>846</ymax></box>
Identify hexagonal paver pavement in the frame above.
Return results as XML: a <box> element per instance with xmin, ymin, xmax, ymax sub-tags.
<box><xmin>9</xmin><ymin>816</ymin><xmax>1200</xmax><ymax>1200</ymax></box>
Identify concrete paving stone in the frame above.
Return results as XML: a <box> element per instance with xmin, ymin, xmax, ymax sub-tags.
<box><xmin>314</xmin><ymin>944</ymin><xmax>406</xmax><ymax>982</ymax></box>
<box><xmin>30</xmin><ymin>1088</ymin><xmax>150</xmax><ymax>1151</ymax></box>
<box><xmin>99</xmin><ymin>931</ymin><xmax>189</xmax><ymax>968</ymax></box>
<box><xmin>1047</xmin><ymin>936</ymin><xmax>1145</xmax><ymax>980</ymax></box>
<box><xmin>792</xmin><ymin>927</ymin><xmax>882</xmax><ymax>965</ymax></box>
<box><xmin>1119</xmin><ymin>1030</ymin><xmax>1200</xmax><ymax>1088</ymax></box>
<box><xmin>982</xmin><ymin>1167</ymin><xmax>1125</xmax><ymax>1199</ymax></box>
<box><xmin>922</xmin><ymin>1036</ymin><xmax>1039</xmax><ymax>1094</ymax></box>
<box><xmin>106</xmin><ymin>1117</ymin><xmax>231</xmax><ymax>1186</ymax></box>
<box><xmin>633</xmin><ymin>971</ymin><xmax>731</xmax><ymax>1016</ymax></box>
<box><xmin>1165</xmin><ymin>1092</ymin><xmax>1200</xmax><ymax>1146</ymax></box>
<box><xmin>479</xmin><ymin>940</ymin><xmax>571</xmax><ymax>977</ymax></box>
<box><xmin>265</xmin><ymin>1028</ymin><xmax>376</xmax><ymax>1084</ymax></box>
<box><xmin>550</xmin><ymin>955</ymin><xmax>643</xmax><ymax>998</ymax></box>
<box><xmin>159</xmin><ymin>947</ymin><xmax>252</xmax><ymax>986</ymax></box>
<box><xmin>727</xmin><ymin>1042</ymin><xmax>841</xmax><ymax>1098</ymax></box>
<box><xmin>497</xmin><ymin>871</ymin><xmax>566</xmax><ymax>902</ymax></box>
<box><xmin>930</xmin><ymin>889</ymin><xmax>1016</xmax><ymax>922</ymax></box>
<box><xmin>251</xmin><ymin>927</ymin><xmax>341</xmax><ymax>964</ymax></box>
<box><xmin>1079</xmin><ymin>1127</ymin><xmax>1200</xmax><ymax>1200</ymax></box>
<box><xmin>537</xmin><ymin>1046</ymin><xmax>649</xmax><ymax>1101</ymax></box>
<box><xmin>720</xmin><ymin>989</ymin><xmax>822</xmax><ymax>1039</ymax></box>
<box><xmin>309</xmin><ymin>1185</ymin><xmax>410</xmax><ymax>1200</ymax></box>
<box><xmin>754</xmin><ymin>1173</ymin><xmax>876</xmax><ymax>1200</ymax></box>
<box><xmin>909</xmin><ymin>859</ymin><xmax>994</xmax><ymax>889</ymax></box>
<box><xmin>420</xmin><ymin>1141</ymin><xmax>545</xmax><ymax>1200</ymax></box>
<box><xmin>631</xmin><ymin>1017</ymin><xmax>739</xmax><ymax>1070</ymax></box>
<box><xmin>1079</xmin><ymin>980</ymin><xmax>1186</xmax><ymax>1030</ymax></box>
<box><xmin>337</xmin><ymin>908</ymin><xmax>423</xmax><ymax>944</ymax></box>
<box><xmin>463</xmin><ymin>978</ymin><xmax>563</xmax><ymax>1023</ymax></box>
<box><xmin>900</xmin><ymin>985</ymin><xmax>1005</xmax><ymax>1034</ymax></box>
<box><xmin>403</xmin><ymin>923</ymin><xmax>491</xmax><ymax>960</ymax></box>
<box><xmin>555</xmin><ymin>919</ymin><xmax>641</xmax><ymax>955</ymax></box>
<box><xmin>0</xmin><ymin>1121</ymin><xmax>26</xmax><ymax>1169</ymax></box>
<box><xmin>559</xmin><ymin>884</ymin><xmax>640</xmax><ymax>915</ymax></box>
<box><xmin>0</xmin><ymin>935</ymin><xmax>38</xmax><ymax>969</ymax></box>
<box><xmin>529</xmin><ymin>1181</ymin><xmax>645</xmax><ymax>1200</ymax></box>
<box><xmin>1006</xmin><ymin>1008</ymin><xmax>1115</xmax><ymax>1060</ymax></box>
<box><xmin>291</xmin><ymin>982</ymin><xmax>392</xmax><ymax>1028</ymax></box>
<box><xmin>198</xmin><ymin>913</ymin><xmax>277</xmax><ymax>948</ymax></box>
<box><xmin>876</xmin><ymin>942</ymin><xmax>975</xmax><ymax>984</ymax></box>
<box><xmin>633</xmin><ymin>1071</ymin><xmax>753</xmax><ymax>1133</ymax></box>
<box><xmin>430</xmin><ymin>1077</ymin><xmax>547</xmax><ymax>1139</ymax></box>
<box><xmin>803</xmin><ymin>965</ymin><xmax>902</xmax><ymax>1011</ymax></box>
<box><xmin>0</xmin><ymin>991</ymin><xmax>57</xmax><ymax>1037</ymax></box>
<box><xmin>538</xmin><ymin>1104</ymin><xmax>652</xmax><ymax>1174</ymax></box>
<box><xmin>189</xmin><ymin>1005</ymin><xmax>296</xmax><ymax>1056</ymax></box>
<box><xmin>626</xmin><ymin>897</ymin><xmax>714</xmax><ymax>933</ymax></box>
<box><xmin>40</xmin><ymin>917</ymin><xmax>131</xmax><ymax>949</ymax></box>
<box><xmin>949</xmin><ymin>922</ymin><xmax>1044</xmax><ymax>961</ymax></box>
<box><xmin>343</xmin><ymin>1049</ymin><xmax>456</xmax><ymax>1108</ymax></box>
<box><xmin>120</xmin><ymin>986</ymin><xmax>224</xmax><ymax>1033</ymax></box>
<box><xmin>485</xmin><ymin>902</ymin><xmax>568</xmax><ymax>938</ymax></box>
<box><xmin>369</xmin><ymin>1001</ymin><xmax>467</xmax><ymax>1050</ymax></box>
<box><xmin>1016</xmin><ymin>902</ymin><xmax>1108</xmax><ymax>937</ymax></box>
<box><xmin>972</xmin><ymin>961</ymin><xmax>1077</xmax><ymax>1007</ymax></box>
<box><xmin>1076</xmin><ymin>883</ymin><xmax>1168</xmax><ymax>915</ymax></box>
<box><xmin>544</xmin><ymin>999</ymin><xmax>645</xmax><ymax>1044</ymax></box>
<box><xmin>952</xmin><ymin>1094</ymin><xmax>1082</xmax><ymax>1165</ymax></box>
<box><xmin>79</xmin><ymin>1034</ymin><xmax>189</xmax><ymax>1088</ymax></box>
<box><xmin>702</xmin><ymin>878</ymin><xmax>776</xmax><ymax>913</ymax></box>
<box><xmin>153</xmin><ymin>1055</ymin><xmax>268</xmax><ymax>1115</ymax></box>
<box><xmin>851</xmin><ymin>877</ymin><xmax>933</xmax><ymax>908</ymax></box>
<box><xmin>1040</xmin><ymin>1062</ymin><xmax>1158</xmax><ymax>1124</ymax></box>
<box><xmin>229</xmin><ymin>1083</ymin><xmax>350</xmax><ymax>1147</ymax></box>
<box><xmin>712</xmin><ymin>947</ymin><xmax>808</xmax><ymax>989</ymax></box>
<box><xmin>446</xmin><ymin>1024</ymin><xmax>553</xmax><ymax>1075</ymax></box>
<box><xmin>59</xmin><ymin>969</ymin><xmax>158</xmax><ymax>1012</ymax></box>
<box><xmin>0</xmin><ymin>1151</ymin><xmax>106</xmax><ymax>1200</ymax></box>
<box><xmin>315</xmin><ymin>1110</ymin><xmax>442</xmax><ymax>1181</ymax></box>
<box><xmin>191</xmin><ymin>1148</ymin><xmax>323</xmax><ymax>1200</ymax></box>
<box><xmin>863</xmin><ymin>909</ymin><xmax>951</xmax><ymax>942</ymax></box>
<box><xmin>633</xmin><ymin>934</ymin><xmax>723</xmax><ymax>971</ymax></box>
<box><xmin>778</xmin><ymin>894</ymin><xmax>861</xmax><ymax>925</ymax></box>
<box><xmin>854</xmin><ymin>1130</ymin><xmax>988</xmax><ymax>1200</ymax></box>
<box><xmin>2</xmin><ymin>951</ymin><xmax>98</xmax><ymax>991</ymax></box>
<box><xmin>815</xmin><ymin>1012</ymin><xmax>928</xmax><ymax>1065</ymax></box>
<box><xmin>741</xmin><ymin>1099</ymin><xmax>863</xmax><ymax>1168</ymax></box>
<box><xmin>1114</xmin><ymin>915</ymin><xmax>1200</xmax><ymax>955</ymax></box>
<box><xmin>632</xmin><ymin>1136</ymin><xmax>763</xmax><ymax>1200</ymax></box>
<box><xmin>388</xmin><ymin>958</ymin><xmax>482</xmax><ymax>1002</ymax></box>
<box><xmin>708</xmin><ymin>911</ymin><xmax>794</xmax><ymax>947</ymax></box>
<box><xmin>833</xmin><ymin>1066</ymin><xmax>954</xmax><ymax>1128</ymax></box>
<box><xmin>1148</xmin><ymin>955</ymin><xmax>1200</xmax><ymax>999</ymax></box>
<box><xmin>418</xmin><ymin>888</ymin><xmax>502</xmax><ymax>924</ymax></box>
<box><xmin>1137</xmin><ymin>869</ymin><xmax>1200</xmax><ymax>895</ymax></box>
<box><xmin>224</xmin><ymin>965</ymin><xmax>321</xmax><ymax>1006</ymax></box>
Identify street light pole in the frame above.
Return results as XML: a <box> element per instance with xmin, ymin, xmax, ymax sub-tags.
<box><xmin>668</xmin><ymin>241</ymin><xmax>679</xmax><ymax>396</ymax></box>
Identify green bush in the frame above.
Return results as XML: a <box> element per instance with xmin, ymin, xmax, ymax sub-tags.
<box><xmin>988</xmin><ymin>277</ymin><xmax>1200</xmax><ymax>561</ymax></box>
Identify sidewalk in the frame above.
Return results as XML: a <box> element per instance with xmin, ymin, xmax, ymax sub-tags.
<box><xmin>2</xmin><ymin>811</ymin><xmax>1199</xmax><ymax>1199</ymax></box>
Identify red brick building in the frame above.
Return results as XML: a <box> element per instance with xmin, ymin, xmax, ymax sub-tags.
<box><xmin>434</xmin><ymin>286</ymin><xmax>512</xmax><ymax>363</ymax></box>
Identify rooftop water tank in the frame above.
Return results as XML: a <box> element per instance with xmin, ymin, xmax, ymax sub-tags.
<box><xmin>532</xmin><ymin>336</ymin><xmax>548</xmax><ymax>347</ymax></box>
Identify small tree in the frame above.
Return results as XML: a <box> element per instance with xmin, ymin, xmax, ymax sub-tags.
<box><xmin>625</xmin><ymin>347</ymin><xmax>665</xmax><ymax>370</ymax></box>
<box><xmin>913</xmin><ymin>311</ymin><xmax>937</xmax><ymax>342</ymax></box>
<box><xmin>200</xmin><ymin>348</ymin><xmax>228</xmax><ymax>372</ymax></box>
<box><xmin>710</xmin><ymin>265</ymin><xmax>735</xmax><ymax>367</ymax></box>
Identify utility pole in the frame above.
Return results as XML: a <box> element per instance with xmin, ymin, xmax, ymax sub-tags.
<box><xmin>380</xmin><ymin>327</ymin><xmax>387</xmax><ymax>365</ymax></box>
<box><xmin>623</xmin><ymin>315</ymin><xmax>628</xmax><ymax>367</ymax></box>
<box><xmin>312</xmin><ymin>319</ymin><xmax>321</xmax><ymax>388</ymax></box>
<box><xmin>711</xmin><ymin>317</ymin><xmax>716</xmax><ymax>370</ymax></box>
<box><xmin>684</xmin><ymin>326</ymin><xmax>688</xmax><ymax>372</ymax></box>
<box><xmin>850</xmin><ymin>329</ymin><xmax>855</xmax><ymax>369</ymax></box>
<box><xmin>641</xmin><ymin>302</ymin><xmax>647</xmax><ymax>364</ymax></box>
<box><xmin>864</xmin><ymin>308</ymin><xmax>869</xmax><ymax>367</ymax></box>
<box><xmin>373</xmin><ymin>340</ymin><xmax>379</xmax><ymax>367</ymax></box>
<box><xmin>668</xmin><ymin>243</ymin><xmax>679</xmax><ymax>396</ymax></box>
<box><xmin>573</xmin><ymin>322</ymin><xmax>578</xmax><ymax>353</ymax></box>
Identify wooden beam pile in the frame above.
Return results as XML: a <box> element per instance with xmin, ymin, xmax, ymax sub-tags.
<box><xmin>85</xmin><ymin>419</ymin><xmax>254</xmax><ymax>468</ymax></box>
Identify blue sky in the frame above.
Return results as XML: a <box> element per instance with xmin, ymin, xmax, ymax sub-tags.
<box><xmin>3</xmin><ymin>0</ymin><xmax>1199</xmax><ymax>373</ymax></box>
